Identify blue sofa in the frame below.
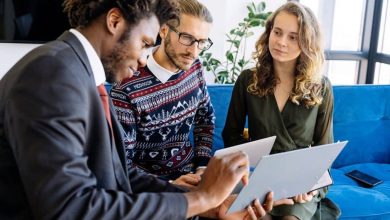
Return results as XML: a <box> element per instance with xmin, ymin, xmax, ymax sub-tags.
<box><xmin>207</xmin><ymin>84</ymin><xmax>390</xmax><ymax>220</ymax></box>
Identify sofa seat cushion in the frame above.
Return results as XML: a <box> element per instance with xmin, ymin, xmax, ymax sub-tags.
<box><xmin>328</xmin><ymin>163</ymin><xmax>390</xmax><ymax>219</ymax></box>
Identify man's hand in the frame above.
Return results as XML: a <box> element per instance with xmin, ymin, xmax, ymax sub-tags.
<box><xmin>171</xmin><ymin>173</ymin><xmax>201</xmax><ymax>190</ymax></box>
<box><xmin>196</xmin><ymin>152</ymin><xmax>250</xmax><ymax>206</ymax></box>
<box><xmin>183</xmin><ymin>152</ymin><xmax>250</xmax><ymax>218</ymax></box>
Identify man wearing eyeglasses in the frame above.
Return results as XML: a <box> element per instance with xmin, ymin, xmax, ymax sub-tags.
<box><xmin>110</xmin><ymin>0</ymin><xmax>215</xmax><ymax>189</ymax></box>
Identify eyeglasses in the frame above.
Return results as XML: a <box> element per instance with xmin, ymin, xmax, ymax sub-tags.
<box><xmin>167</xmin><ymin>25</ymin><xmax>213</xmax><ymax>51</ymax></box>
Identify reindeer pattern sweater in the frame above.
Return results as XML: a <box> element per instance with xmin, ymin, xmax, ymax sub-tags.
<box><xmin>111</xmin><ymin>59</ymin><xmax>215</xmax><ymax>179</ymax></box>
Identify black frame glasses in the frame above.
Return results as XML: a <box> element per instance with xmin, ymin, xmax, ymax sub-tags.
<box><xmin>167</xmin><ymin>25</ymin><xmax>213</xmax><ymax>51</ymax></box>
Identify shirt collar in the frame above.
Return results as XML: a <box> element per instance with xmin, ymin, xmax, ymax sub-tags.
<box><xmin>69</xmin><ymin>29</ymin><xmax>106</xmax><ymax>86</ymax></box>
<box><xmin>146</xmin><ymin>46</ymin><xmax>177</xmax><ymax>84</ymax></box>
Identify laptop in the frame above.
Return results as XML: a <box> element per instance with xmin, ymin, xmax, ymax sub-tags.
<box><xmin>227</xmin><ymin>141</ymin><xmax>348</xmax><ymax>214</ymax></box>
<box><xmin>214</xmin><ymin>136</ymin><xmax>276</xmax><ymax>167</ymax></box>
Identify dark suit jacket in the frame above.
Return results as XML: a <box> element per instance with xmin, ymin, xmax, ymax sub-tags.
<box><xmin>0</xmin><ymin>31</ymin><xmax>188</xmax><ymax>220</ymax></box>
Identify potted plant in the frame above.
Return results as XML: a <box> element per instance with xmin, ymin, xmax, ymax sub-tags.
<box><xmin>201</xmin><ymin>1</ymin><xmax>271</xmax><ymax>84</ymax></box>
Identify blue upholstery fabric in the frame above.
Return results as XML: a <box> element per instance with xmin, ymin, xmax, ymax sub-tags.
<box><xmin>332</xmin><ymin>85</ymin><xmax>390</xmax><ymax>168</ymax></box>
<box><xmin>207</xmin><ymin>85</ymin><xmax>234</xmax><ymax>151</ymax></box>
<box><xmin>328</xmin><ymin>164</ymin><xmax>390</xmax><ymax>219</ymax></box>
<box><xmin>207</xmin><ymin>84</ymin><xmax>390</xmax><ymax>219</ymax></box>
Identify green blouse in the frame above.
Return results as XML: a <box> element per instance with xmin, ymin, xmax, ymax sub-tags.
<box><xmin>223</xmin><ymin>69</ymin><xmax>334</xmax><ymax>153</ymax></box>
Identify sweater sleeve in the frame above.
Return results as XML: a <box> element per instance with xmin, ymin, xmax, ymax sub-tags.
<box><xmin>193</xmin><ymin>69</ymin><xmax>215</xmax><ymax>167</ymax></box>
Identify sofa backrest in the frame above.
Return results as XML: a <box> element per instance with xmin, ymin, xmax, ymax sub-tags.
<box><xmin>207</xmin><ymin>84</ymin><xmax>390</xmax><ymax>168</ymax></box>
<box><xmin>331</xmin><ymin>85</ymin><xmax>390</xmax><ymax>167</ymax></box>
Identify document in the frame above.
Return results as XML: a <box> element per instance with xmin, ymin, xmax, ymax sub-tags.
<box><xmin>227</xmin><ymin>141</ymin><xmax>348</xmax><ymax>214</ymax></box>
<box><xmin>214</xmin><ymin>136</ymin><xmax>276</xmax><ymax>167</ymax></box>
<box><xmin>310</xmin><ymin>170</ymin><xmax>333</xmax><ymax>191</ymax></box>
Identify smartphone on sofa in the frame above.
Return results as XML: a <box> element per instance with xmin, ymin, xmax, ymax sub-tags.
<box><xmin>345</xmin><ymin>169</ymin><xmax>383</xmax><ymax>187</ymax></box>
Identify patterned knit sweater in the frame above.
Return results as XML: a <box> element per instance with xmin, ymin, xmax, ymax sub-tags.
<box><xmin>111</xmin><ymin>59</ymin><xmax>215</xmax><ymax>179</ymax></box>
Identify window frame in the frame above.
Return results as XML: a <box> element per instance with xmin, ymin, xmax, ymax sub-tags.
<box><xmin>319</xmin><ymin>0</ymin><xmax>390</xmax><ymax>84</ymax></box>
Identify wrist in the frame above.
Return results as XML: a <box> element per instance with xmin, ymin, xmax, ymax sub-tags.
<box><xmin>184</xmin><ymin>190</ymin><xmax>215</xmax><ymax>218</ymax></box>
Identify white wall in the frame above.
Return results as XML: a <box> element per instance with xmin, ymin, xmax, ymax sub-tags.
<box><xmin>0</xmin><ymin>1</ymin><xmax>287</xmax><ymax>81</ymax></box>
<box><xmin>0</xmin><ymin>43</ymin><xmax>39</xmax><ymax>79</ymax></box>
<box><xmin>198</xmin><ymin>0</ymin><xmax>286</xmax><ymax>83</ymax></box>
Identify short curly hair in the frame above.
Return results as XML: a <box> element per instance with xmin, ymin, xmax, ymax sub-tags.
<box><xmin>63</xmin><ymin>0</ymin><xmax>179</xmax><ymax>29</ymax></box>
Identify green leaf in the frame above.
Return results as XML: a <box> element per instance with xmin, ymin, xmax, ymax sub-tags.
<box><xmin>249</xmin><ymin>19</ymin><xmax>261</xmax><ymax>27</ymax></box>
<box><xmin>238</xmin><ymin>58</ymin><xmax>245</xmax><ymax>68</ymax></box>
<box><xmin>210</xmin><ymin>58</ymin><xmax>221</xmax><ymax>66</ymax></box>
<box><xmin>232</xmin><ymin>66</ymin><xmax>240</xmax><ymax>72</ymax></box>
<box><xmin>233</xmin><ymin>40</ymin><xmax>240</xmax><ymax>49</ymax></box>
<box><xmin>204</xmin><ymin>52</ymin><xmax>211</xmax><ymax>60</ymax></box>
<box><xmin>236</xmin><ymin>31</ymin><xmax>245</xmax><ymax>37</ymax></box>
<box><xmin>215</xmin><ymin>75</ymin><xmax>225</xmax><ymax>84</ymax></box>
<box><xmin>227</xmin><ymin>40</ymin><xmax>240</xmax><ymax>49</ymax></box>
<box><xmin>226</xmin><ymin>52</ymin><xmax>234</xmax><ymax>62</ymax></box>
<box><xmin>249</xmin><ymin>2</ymin><xmax>257</xmax><ymax>13</ymax></box>
<box><xmin>257</xmin><ymin>2</ymin><xmax>266</xmax><ymax>12</ymax></box>
<box><xmin>259</xmin><ymin>12</ymin><xmax>272</xmax><ymax>20</ymax></box>
<box><xmin>219</xmin><ymin>70</ymin><xmax>229</xmax><ymax>77</ymax></box>
<box><xmin>247</xmin><ymin>5</ymin><xmax>254</xmax><ymax>14</ymax></box>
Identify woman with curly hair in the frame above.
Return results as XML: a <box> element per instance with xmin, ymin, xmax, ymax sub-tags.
<box><xmin>223</xmin><ymin>2</ymin><xmax>340</xmax><ymax>219</ymax></box>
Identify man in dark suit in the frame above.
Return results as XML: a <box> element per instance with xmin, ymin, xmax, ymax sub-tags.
<box><xmin>0</xmin><ymin>0</ymin><xmax>287</xmax><ymax>219</ymax></box>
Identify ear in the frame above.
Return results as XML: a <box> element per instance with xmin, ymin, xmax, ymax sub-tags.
<box><xmin>106</xmin><ymin>8</ymin><xmax>126</xmax><ymax>36</ymax></box>
<box><xmin>159</xmin><ymin>24</ymin><xmax>170</xmax><ymax>40</ymax></box>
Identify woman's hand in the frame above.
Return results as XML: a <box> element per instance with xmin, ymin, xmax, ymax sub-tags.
<box><xmin>214</xmin><ymin>195</ymin><xmax>267</xmax><ymax>220</ymax></box>
<box><xmin>216</xmin><ymin>192</ymin><xmax>294</xmax><ymax>220</ymax></box>
<box><xmin>292</xmin><ymin>190</ymin><xmax>318</xmax><ymax>204</ymax></box>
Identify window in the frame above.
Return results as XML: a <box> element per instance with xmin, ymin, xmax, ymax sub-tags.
<box><xmin>377</xmin><ymin>0</ymin><xmax>390</xmax><ymax>53</ymax></box>
<box><xmin>300</xmin><ymin>0</ymin><xmax>390</xmax><ymax>85</ymax></box>
<box><xmin>374</xmin><ymin>62</ymin><xmax>390</xmax><ymax>84</ymax></box>
<box><xmin>326</xmin><ymin>60</ymin><xmax>359</xmax><ymax>85</ymax></box>
<box><xmin>330</xmin><ymin>0</ymin><xmax>365</xmax><ymax>51</ymax></box>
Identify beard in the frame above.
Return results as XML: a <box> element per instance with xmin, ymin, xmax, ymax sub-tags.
<box><xmin>101</xmin><ymin>31</ymin><xmax>131</xmax><ymax>84</ymax></box>
<box><xmin>101</xmin><ymin>53</ymin><xmax>118</xmax><ymax>84</ymax></box>
<box><xmin>164</xmin><ymin>34</ymin><xmax>195</xmax><ymax>71</ymax></box>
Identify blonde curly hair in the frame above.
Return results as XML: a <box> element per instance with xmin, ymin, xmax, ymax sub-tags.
<box><xmin>248</xmin><ymin>2</ymin><xmax>325</xmax><ymax>108</ymax></box>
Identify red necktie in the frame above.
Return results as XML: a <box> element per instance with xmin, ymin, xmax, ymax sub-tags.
<box><xmin>97</xmin><ymin>84</ymin><xmax>113</xmax><ymax>131</ymax></box>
